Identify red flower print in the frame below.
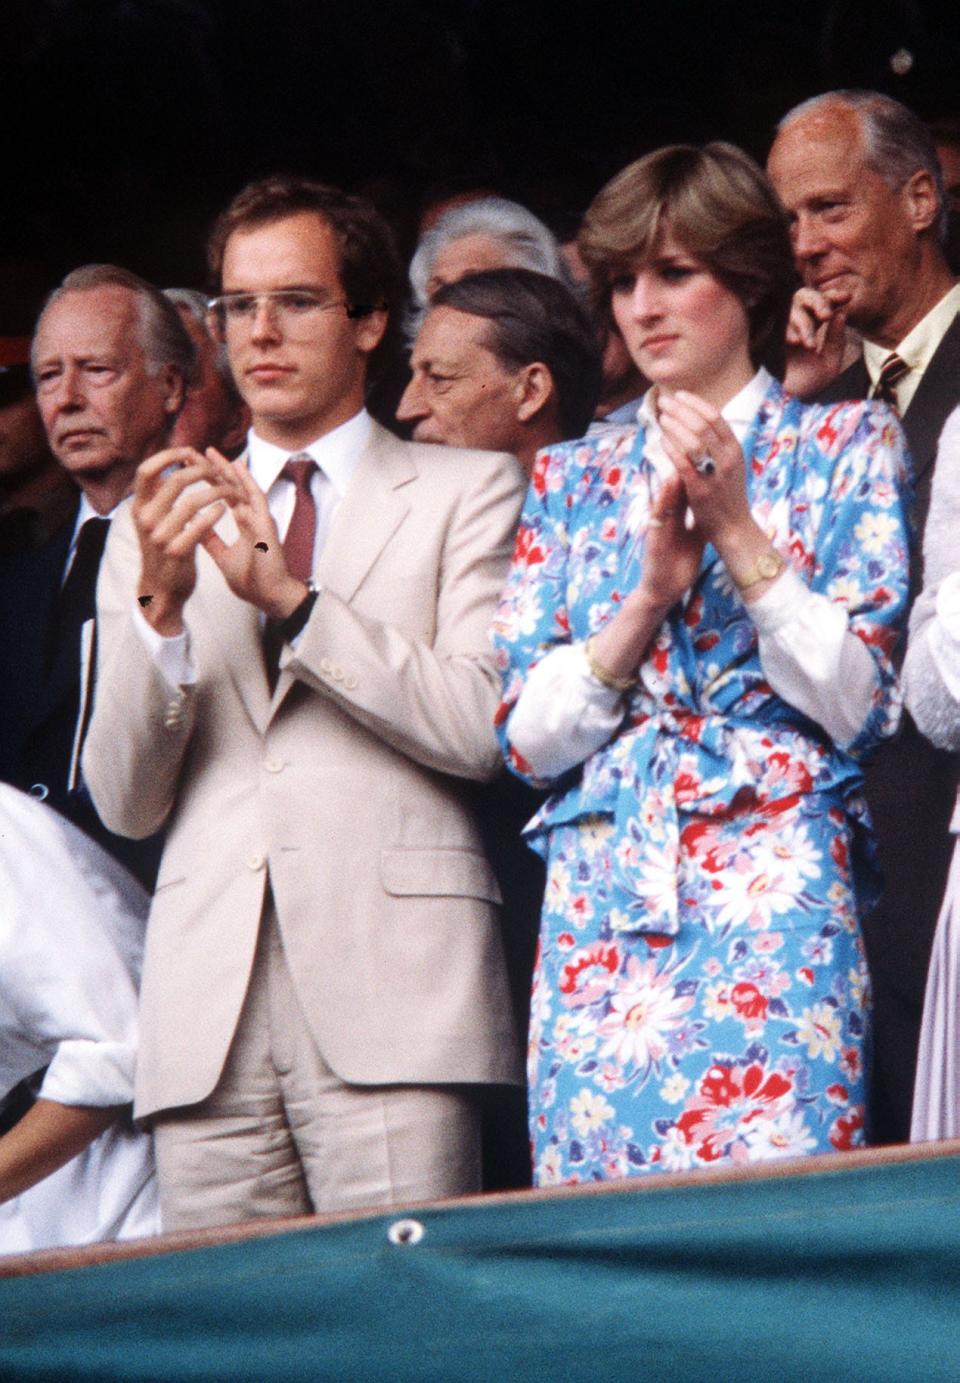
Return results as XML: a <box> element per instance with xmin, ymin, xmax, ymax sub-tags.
<box><xmin>674</xmin><ymin>1062</ymin><xmax>794</xmax><ymax>1163</ymax></box>
<box><xmin>731</xmin><ymin>982</ymin><xmax>768</xmax><ymax>1022</ymax></box>
<box><xmin>684</xmin><ymin>594</ymin><xmax>704</xmax><ymax>628</ymax></box>
<box><xmin>825</xmin><ymin>1083</ymin><xmax>849</xmax><ymax>1106</ymax></box>
<box><xmin>829</xmin><ymin>1107</ymin><xmax>864</xmax><ymax>1151</ymax></box>
<box><xmin>840</xmin><ymin>1047</ymin><xmax>862</xmax><ymax>1080</ymax></box>
<box><xmin>559</xmin><ymin>941</ymin><xmax>620</xmax><ymax>1005</ymax></box>
<box><xmin>830</xmin><ymin>836</ymin><xmax>849</xmax><ymax>871</ymax></box>
<box><xmin>513</xmin><ymin>526</ymin><xmax>545</xmax><ymax>567</ymax></box>
<box><xmin>644</xmin><ymin>934</ymin><xmax>673</xmax><ymax>950</ymax></box>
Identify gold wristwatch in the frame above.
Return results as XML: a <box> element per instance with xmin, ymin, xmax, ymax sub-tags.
<box><xmin>732</xmin><ymin>548</ymin><xmax>785</xmax><ymax>592</ymax></box>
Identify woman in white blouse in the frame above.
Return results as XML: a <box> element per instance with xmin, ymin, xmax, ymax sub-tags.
<box><xmin>903</xmin><ymin>405</ymin><xmax>960</xmax><ymax>1140</ymax></box>
<box><xmin>0</xmin><ymin>785</ymin><xmax>158</xmax><ymax>1252</ymax></box>
<box><xmin>492</xmin><ymin>142</ymin><xmax>912</xmax><ymax>1183</ymax></box>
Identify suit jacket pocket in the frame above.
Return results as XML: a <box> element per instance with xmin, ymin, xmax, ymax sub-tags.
<box><xmin>381</xmin><ymin>848</ymin><xmax>502</xmax><ymax>904</ymax></box>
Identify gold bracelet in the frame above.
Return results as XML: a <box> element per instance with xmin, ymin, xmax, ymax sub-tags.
<box><xmin>585</xmin><ymin>636</ymin><xmax>638</xmax><ymax>692</ymax></box>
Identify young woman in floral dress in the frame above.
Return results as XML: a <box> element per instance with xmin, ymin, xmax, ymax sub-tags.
<box><xmin>493</xmin><ymin>143</ymin><xmax>911</xmax><ymax>1183</ymax></box>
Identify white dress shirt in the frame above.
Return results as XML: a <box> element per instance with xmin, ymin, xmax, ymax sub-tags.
<box><xmin>507</xmin><ymin>371</ymin><xmax>880</xmax><ymax>780</ymax></box>
<box><xmin>136</xmin><ymin>409</ymin><xmax>371</xmax><ymax>687</ymax></box>
<box><xmin>0</xmin><ymin>785</ymin><xmax>158</xmax><ymax>1252</ymax></box>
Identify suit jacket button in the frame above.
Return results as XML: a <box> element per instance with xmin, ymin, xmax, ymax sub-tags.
<box><xmin>344</xmin><ymin>675</ymin><xmax>358</xmax><ymax>690</ymax></box>
<box><xmin>319</xmin><ymin>657</ymin><xmax>334</xmax><ymax>675</ymax></box>
<box><xmin>247</xmin><ymin>853</ymin><xmax>265</xmax><ymax>871</ymax></box>
<box><xmin>264</xmin><ymin>757</ymin><xmax>283</xmax><ymax>774</ymax></box>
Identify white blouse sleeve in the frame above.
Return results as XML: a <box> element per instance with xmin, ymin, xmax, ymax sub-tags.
<box><xmin>506</xmin><ymin>565</ymin><xmax>877</xmax><ymax>777</ymax></box>
<box><xmin>506</xmin><ymin>642</ymin><xmax>625</xmax><ymax>779</ymax></box>
<box><xmin>748</xmin><ymin>566</ymin><xmax>879</xmax><ymax>747</ymax></box>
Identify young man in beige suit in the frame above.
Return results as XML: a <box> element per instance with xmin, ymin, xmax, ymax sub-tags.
<box><xmin>83</xmin><ymin>176</ymin><xmax>526</xmax><ymax>1230</ymax></box>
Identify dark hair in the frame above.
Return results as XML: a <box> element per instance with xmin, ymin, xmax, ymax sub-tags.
<box><xmin>34</xmin><ymin>264</ymin><xmax>196</xmax><ymax>384</ymax></box>
<box><xmin>578</xmin><ymin>142</ymin><xmax>795</xmax><ymax>379</ymax></box>
<box><xmin>207</xmin><ymin>174</ymin><xmax>404</xmax><ymax>315</ymax></box>
<box><xmin>432</xmin><ymin>267</ymin><xmax>602</xmax><ymax>439</ymax></box>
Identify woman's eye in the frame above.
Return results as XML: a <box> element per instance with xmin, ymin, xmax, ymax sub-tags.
<box><xmin>610</xmin><ymin>274</ymin><xmax>636</xmax><ymax>295</ymax></box>
<box><xmin>660</xmin><ymin>264</ymin><xmax>694</xmax><ymax>282</ymax></box>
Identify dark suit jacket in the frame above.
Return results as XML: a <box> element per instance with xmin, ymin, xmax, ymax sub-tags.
<box><xmin>0</xmin><ymin>502</ymin><xmax>161</xmax><ymax>889</ymax></box>
<box><xmin>816</xmin><ymin>314</ymin><xmax>960</xmax><ymax>1139</ymax></box>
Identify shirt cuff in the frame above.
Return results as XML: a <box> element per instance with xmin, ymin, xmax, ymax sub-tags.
<box><xmin>743</xmin><ymin>564</ymin><xmax>809</xmax><ymax>633</ymax></box>
<box><xmin>132</xmin><ymin>602</ymin><xmax>196</xmax><ymax>687</ymax></box>
<box><xmin>507</xmin><ymin>642</ymin><xmax>624</xmax><ymax>779</ymax></box>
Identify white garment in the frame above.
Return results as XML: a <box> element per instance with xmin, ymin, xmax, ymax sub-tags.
<box><xmin>136</xmin><ymin>408</ymin><xmax>372</xmax><ymax>687</ymax></box>
<box><xmin>0</xmin><ymin>785</ymin><xmax>158</xmax><ymax>1253</ymax></box>
<box><xmin>507</xmin><ymin>371</ymin><xmax>879</xmax><ymax>779</ymax></box>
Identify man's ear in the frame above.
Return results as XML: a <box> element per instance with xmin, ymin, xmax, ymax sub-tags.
<box><xmin>515</xmin><ymin>361</ymin><xmax>555</xmax><ymax>423</ymax></box>
<box><xmin>354</xmin><ymin>307</ymin><xmax>389</xmax><ymax>355</ymax></box>
<box><xmin>221</xmin><ymin>401</ymin><xmax>252</xmax><ymax>457</ymax></box>
<box><xmin>903</xmin><ymin>168</ymin><xmax>941</xmax><ymax>235</ymax></box>
<box><xmin>161</xmin><ymin>364</ymin><xmax>186</xmax><ymax>418</ymax></box>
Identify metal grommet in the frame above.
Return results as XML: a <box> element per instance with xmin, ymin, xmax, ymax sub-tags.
<box><xmin>28</xmin><ymin>783</ymin><xmax>50</xmax><ymax>802</ymax></box>
<box><xmin>387</xmin><ymin>1218</ymin><xmax>425</xmax><ymax>1246</ymax></box>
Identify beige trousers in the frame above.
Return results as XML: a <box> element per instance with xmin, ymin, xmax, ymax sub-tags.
<box><xmin>153</xmin><ymin>905</ymin><xmax>482</xmax><ymax>1232</ymax></box>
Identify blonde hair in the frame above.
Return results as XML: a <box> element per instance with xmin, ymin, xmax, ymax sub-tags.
<box><xmin>579</xmin><ymin>142</ymin><xmax>794</xmax><ymax>378</ymax></box>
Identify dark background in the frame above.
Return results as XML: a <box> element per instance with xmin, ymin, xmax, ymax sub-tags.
<box><xmin>3</xmin><ymin>0</ymin><xmax>960</xmax><ymax>327</ymax></box>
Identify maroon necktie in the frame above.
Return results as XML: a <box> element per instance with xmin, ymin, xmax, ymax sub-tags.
<box><xmin>871</xmin><ymin>352</ymin><xmax>910</xmax><ymax>412</ymax></box>
<box><xmin>281</xmin><ymin>455</ymin><xmax>317</xmax><ymax>582</ymax></box>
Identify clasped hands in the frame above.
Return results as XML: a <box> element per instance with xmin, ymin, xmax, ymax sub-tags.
<box><xmin>133</xmin><ymin>447</ymin><xmax>307</xmax><ymax>637</ymax></box>
<box><xmin>639</xmin><ymin>389</ymin><xmax>757</xmax><ymax>605</ymax></box>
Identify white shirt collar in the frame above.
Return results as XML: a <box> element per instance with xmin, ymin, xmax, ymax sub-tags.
<box><xmin>637</xmin><ymin>368</ymin><xmax>772</xmax><ymax>446</ymax></box>
<box><xmin>69</xmin><ymin>492</ymin><xmax>122</xmax><ymax>553</ymax></box>
<box><xmin>245</xmin><ymin>408</ymin><xmax>373</xmax><ymax>497</ymax></box>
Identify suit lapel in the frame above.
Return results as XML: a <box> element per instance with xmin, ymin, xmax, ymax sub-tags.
<box><xmin>317</xmin><ymin>423</ymin><xmax>415</xmax><ymax>602</ymax></box>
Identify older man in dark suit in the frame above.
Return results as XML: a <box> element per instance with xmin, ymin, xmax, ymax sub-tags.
<box><xmin>768</xmin><ymin>89</ymin><xmax>960</xmax><ymax>1144</ymax></box>
<box><xmin>0</xmin><ymin>265</ymin><xmax>194</xmax><ymax>888</ymax></box>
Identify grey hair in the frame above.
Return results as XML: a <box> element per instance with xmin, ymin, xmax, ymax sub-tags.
<box><xmin>777</xmin><ymin>89</ymin><xmax>947</xmax><ymax>241</ymax></box>
<box><xmin>405</xmin><ymin>197</ymin><xmax>571</xmax><ymax>341</ymax></box>
<box><xmin>163</xmin><ymin>286</ymin><xmax>239</xmax><ymax>396</ymax></box>
<box><xmin>33</xmin><ymin>264</ymin><xmax>197</xmax><ymax>384</ymax></box>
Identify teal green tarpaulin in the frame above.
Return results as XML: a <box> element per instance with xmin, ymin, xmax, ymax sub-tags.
<box><xmin>2</xmin><ymin>1146</ymin><xmax>960</xmax><ymax>1381</ymax></box>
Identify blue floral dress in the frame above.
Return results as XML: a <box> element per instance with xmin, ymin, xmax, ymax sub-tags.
<box><xmin>492</xmin><ymin>379</ymin><xmax>911</xmax><ymax>1184</ymax></box>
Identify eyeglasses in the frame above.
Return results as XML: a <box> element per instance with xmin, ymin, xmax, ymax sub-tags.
<box><xmin>207</xmin><ymin>289</ymin><xmax>368</xmax><ymax>332</ymax></box>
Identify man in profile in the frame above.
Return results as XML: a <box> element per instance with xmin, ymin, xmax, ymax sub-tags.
<box><xmin>398</xmin><ymin>266</ymin><xmax>599</xmax><ymax>473</ymax></box>
<box><xmin>84</xmin><ymin>176</ymin><xmax>525</xmax><ymax>1229</ymax></box>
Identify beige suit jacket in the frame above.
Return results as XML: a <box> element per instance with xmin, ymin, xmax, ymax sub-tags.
<box><xmin>83</xmin><ymin>423</ymin><xmax>527</xmax><ymax>1120</ymax></box>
